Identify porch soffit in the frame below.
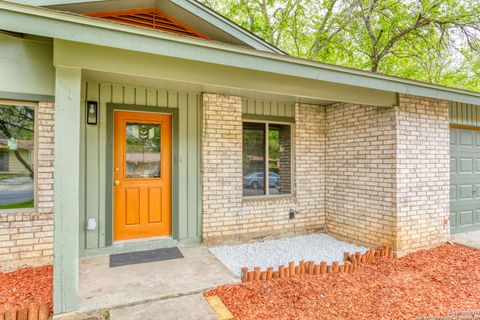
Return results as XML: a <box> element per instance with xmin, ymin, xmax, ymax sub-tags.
<box><xmin>81</xmin><ymin>70</ymin><xmax>337</xmax><ymax>106</ymax></box>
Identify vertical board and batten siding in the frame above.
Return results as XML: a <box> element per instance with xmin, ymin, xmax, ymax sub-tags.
<box><xmin>449</xmin><ymin>102</ymin><xmax>480</xmax><ymax>126</ymax></box>
<box><xmin>80</xmin><ymin>82</ymin><xmax>202</xmax><ymax>250</ymax></box>
<box><xmin>242</xmin><ymin>98</ymin><xmax>294</xmax><ymax>118</ymax></box>
<box><xmin>79</xmin><ymin>82</ymin><xmax>296</xmax><ymax>251</ymax></box>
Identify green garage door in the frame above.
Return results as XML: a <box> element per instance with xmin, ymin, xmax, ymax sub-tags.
<box><xmin>450</xmin><ymin>128</ymin><xmax>480</xmax><ymax>233</ymax></box>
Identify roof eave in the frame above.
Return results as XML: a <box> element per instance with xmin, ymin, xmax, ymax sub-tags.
<box><xmin>0</xmin><ymin>0</ymin><xmax>479</xmax><ymax>105</ymax></box>
<box><xmin>172</xmin><ymin>0</ymin><xmax>286</xmax><ymax>54</ymax></box>
<box><xmin>4</xmin><ymin>0</ymin><xmax>285</xmax><ymax>54</ymax></box>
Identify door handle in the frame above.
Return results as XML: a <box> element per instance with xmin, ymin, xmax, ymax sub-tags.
<box><xmin>114</xmin><ymin>180</ymin><xmax>120</xmax><ymax>186</ymax></box>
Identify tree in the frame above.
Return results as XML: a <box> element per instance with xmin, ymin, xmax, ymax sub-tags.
<box><xmin>203</xmin><ymin>0</ymin><xmax>302</xmax><ymax>48</ymax></box>
<box><xmin>201</xmin><ymin>0</ymin><xmax>480</xmax><ymax>92</ymax></box>
<box><xmin>348</xmin><ymin>0</ymin><xmax>480</xmax><ymax>72</ymax></box>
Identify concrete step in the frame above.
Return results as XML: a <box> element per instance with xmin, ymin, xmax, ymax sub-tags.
<box><xmin>109</xmin><ymin>293</ymin><xmax>218</xmax><ymax>320</ymax></box>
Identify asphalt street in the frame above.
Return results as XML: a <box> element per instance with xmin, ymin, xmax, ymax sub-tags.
<box><xmin>0</xmin><ymin>190</ymin><xmax>33</xmax><ymax>204</ymax></box>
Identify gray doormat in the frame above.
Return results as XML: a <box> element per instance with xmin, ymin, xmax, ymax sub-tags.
<box><xmin>110</xmin><ymin>247</ymin><xmax>184</xmax><ymax>268</ymax></box>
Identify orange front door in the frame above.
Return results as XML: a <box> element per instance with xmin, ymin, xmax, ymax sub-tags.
<box><xmin>113</xmin><ymin>111</ymin><xmax>172</xmax><ymax>241</ymax></box>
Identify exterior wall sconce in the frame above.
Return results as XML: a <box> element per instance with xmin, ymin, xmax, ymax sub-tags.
<box><xmin>87</xmin><ymin>101</ymin><xmax>98</xmax><ymax>125</ymax></box>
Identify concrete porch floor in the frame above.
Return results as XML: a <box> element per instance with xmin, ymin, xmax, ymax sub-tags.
<box><xmin>78</xmin><ymin>244</ymin><xmax>238</xmax><ymax>315</ymax></box>
<box><xmin>451</xmin><ymin>230</ymin><xmax>480</xmax><ymax>249</ymax></box>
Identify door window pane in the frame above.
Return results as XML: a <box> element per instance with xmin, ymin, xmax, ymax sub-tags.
<box><xmin>243</xmin><ymin>123</ymin><xmax>266</xmax><ymax>196</ymax></box>
<box><xmin>0</xmin><ymin>105</ymin><xmax>35</xmax><ymax>210</ymax></box>
<box><xmin>126</xmin><ymin>122</ymin><xmax>161</xmax><ymax>179</ymax></box>
<box><xmin>269</xmin><ymin>124</ymin><xmax>291</xmax><ymax>195</ymax></box>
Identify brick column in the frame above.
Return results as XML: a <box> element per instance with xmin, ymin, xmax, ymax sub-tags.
<box><xmin>201</xmin><ymin>93</ymin><xmax>244</xmax><ymax>241</ymax></box>
<box><xmin>325</xmin><ymin>95</ymin><xmax>450</xmax><ymax>255</ymax></box>
<box><xmin>294</xmin><ymin>104</ymin><xmax>326</xmax><ymax>229</ymax></box>
<box><xmin>325</xmin><ymin>103</ymin><xmax>397</xmax><ymax>248</ymax></box>
<box><xmin>0</xmin><ymin>102</ymin><xmax>55</xmax><ymax>271</ymax></box>
<box><xmin>395</xmin><ymin>94</ymin><xmax>450</xmax><ymax>255</ymax></box>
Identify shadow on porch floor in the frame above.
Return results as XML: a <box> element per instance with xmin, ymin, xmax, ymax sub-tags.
<box><xmin>78</xmin><ymin>244</ymin><xmax>238</xmax><ymax>314</ymax></box>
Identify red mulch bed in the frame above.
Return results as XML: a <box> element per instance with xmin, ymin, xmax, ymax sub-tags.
<box><xmin>206</xmin><ymin>244</ymin><xmax>480</xmax><ymax>320</ymax></box>
<box><xmin>0</xmin><ymin>265</ymin><xmax>53</xmax><ymax>314</ymax></box>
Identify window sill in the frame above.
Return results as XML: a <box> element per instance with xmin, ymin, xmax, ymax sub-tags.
<box><xmin>0</xmin><ymin>207</ymin><xmax>37</xmax><ymax>215</ymax></box>
<box><xmin>242</xmin><ymin>194</ymin><xmax>296</xmax><ymax>204</ymax></box>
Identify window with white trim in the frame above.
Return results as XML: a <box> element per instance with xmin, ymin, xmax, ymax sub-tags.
<box><xmin>242</xmin><ymin>121</ymin><xmax>292</xmax><ymax>197</ymax></box>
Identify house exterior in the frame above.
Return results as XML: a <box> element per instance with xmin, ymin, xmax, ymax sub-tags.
<box><xmin>0</xmin><ymin>0</ymin><xmax>479</xmax><ymax>315</ymax></box>
<box><xmin>0</xmin><ymin>140</ymin><xmax>34</xmax><ymax>175</ymax></box>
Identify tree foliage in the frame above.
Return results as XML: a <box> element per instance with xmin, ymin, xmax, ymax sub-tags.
<box><xmin>201</xmin><ymin>0</ymin><xmax>480</xmax><ymax>91</ymax></box>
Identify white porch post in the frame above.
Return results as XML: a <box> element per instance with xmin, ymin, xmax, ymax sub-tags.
<box><xmin>53</xmin><ymin>66</ymin><xmax>82</xmax><ymax>314</ymax></box>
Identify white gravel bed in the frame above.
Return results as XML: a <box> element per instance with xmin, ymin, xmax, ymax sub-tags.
<box><xmin>209</xmin><ymin>233</ymin><xmax>368</xmax><ymax>276</ymax></box>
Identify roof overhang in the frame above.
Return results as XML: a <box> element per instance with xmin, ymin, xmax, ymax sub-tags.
<box><xmin>55</xmin><ymin>39</ymin><xmax>398</xmax><ymax>106</ymax></box>
<box><xmin>1</xmin><ymin>0</ymin><xmax>479</xmax><ymax>106</ymax></box>
<box><xmin>5</xmin><ymin>0</ymin><xmax>285</xmax><ymax>54</ymax></box>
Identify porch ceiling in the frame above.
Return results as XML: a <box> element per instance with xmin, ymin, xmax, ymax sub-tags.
<box><xmin>82</xmin><ymin>70</ymin><xmax>337</xmax><ymax>106</ymax></box>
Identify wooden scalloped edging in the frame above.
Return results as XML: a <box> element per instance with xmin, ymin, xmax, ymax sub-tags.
<box><xmin>240</xmin><ymin>246</ymin><xmax>394</xmax><ymax>283</ymax></box>
<box><xmin>0</xmin><ymin>303</ymin><xmax>50</xmax><ymax>320</ymax></box>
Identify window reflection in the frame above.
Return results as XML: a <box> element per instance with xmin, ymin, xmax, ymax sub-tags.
<box><xmin>242</xmin><ymin>122</ymin><xmax>291</xmax><ymax>197</ymax></box>
<box><xmin>126</xmin><ymin>123</ymin><xmax>161</xmax><ymax>179</ymax></box>
<box><xmin>242</xmin><ymin>123</ymin><xmax>266</xmax><ymax>196</ymax></box>
<box><xmin>0</xmin><ymin>105</ymin><xmax>35</xmax><ymax>210</ymax></box>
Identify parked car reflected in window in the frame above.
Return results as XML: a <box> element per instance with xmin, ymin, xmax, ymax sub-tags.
<box><xmin>243</xmin><ymin>172</ymin><xmax>280</xmax><ymax>196</ymax></box>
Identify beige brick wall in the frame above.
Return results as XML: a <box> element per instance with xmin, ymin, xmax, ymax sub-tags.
<box><xmin>202</xmin><ymin>93</ymin><xmax>450</xmax><ymax>252</ymax></box>
<box><xmin>325</xmin><ymin>103</ymin><xmax>397</xmax><ymax>248</ymax></box>
<box><xmin>201</xmin><ymin>93</ymin><xmax>325</xmax><ymax>244</ymax></box>
<box><xmin>0</xmin><ymin>102</ymin><xmax>54</xmax><ymax>271</ymax></box>
<box><xmin>395</xmin><ymin>94</ymin><xmax>450</xmax><ymax>255</ymax></box>
<box><xmin>325</xmin><ymin>96</ymin><xmax>450</xmax><ymax>254</ymax></box>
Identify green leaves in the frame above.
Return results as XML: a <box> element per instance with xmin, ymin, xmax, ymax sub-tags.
<box><xmin>201</xmin><ymin>0</ymin><xmax>479</xmax><ymax>92</ymax></box>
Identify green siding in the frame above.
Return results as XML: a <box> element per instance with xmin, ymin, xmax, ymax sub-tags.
<box><xmin>242</xmin><ymin>98</ymin><xmax>294</xmax><ymax>117</ymax></box>
<box><xmin>79</xmin><ymin>81</ymin><xmax>297</xmax><ymax>252</ymax></box>
<box><xmin>80</xmin><ymin>81</ymin><xmax>202</xmax><ymax>251</ymax></box>
<box><xmin>450</xmin><ymin>101</ymin><xmax>480</xmax><ymax>127</ymax></box>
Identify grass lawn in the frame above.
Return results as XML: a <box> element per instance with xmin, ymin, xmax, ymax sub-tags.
<box><xmin>0</xmin><ymin>174</ymin><xmax>22</xmax><ymax>181</ymax></box>
<box><xmin>206</xmin><ymin>244</ymin><xmax>480</xmax><ymax>320</ymax></box>
<box><xmin>0</xmin><ymin>200</ymin><xmax>34</xmax><ymax>210</ymax></box>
